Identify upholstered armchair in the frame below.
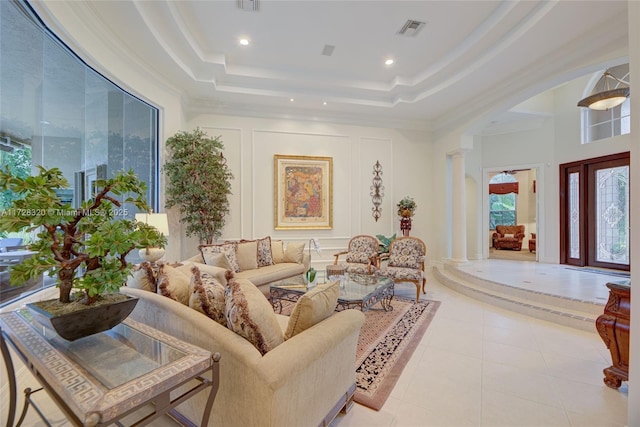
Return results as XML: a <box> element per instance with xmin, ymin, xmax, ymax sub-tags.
<box><xmin>529</xmin><ymin>232</ymin><xmax>536</xmax><ymax>253</ymax></box>
<box><xmin>333</xmin><ymin>235</ymin><xmax>380</xmax><ymax>274</ymax></box>
<box><xmin>378</xmin><ymin>237</ymin><xmax>426</xmax><ymax>302</ymax></box>
<box><xmin>493</xmin><ymin>225</ymin><xmax>525</xmax><ymax>251</ymax></box>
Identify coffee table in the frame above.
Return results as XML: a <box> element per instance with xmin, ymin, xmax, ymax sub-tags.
<box><xmin>0</xmin><ymin>309</ymin><xmax>220</xmax><ymax>427</ymax></box>
<box><xmin>270</xmin><ymin>274</ymin><xmax>394</xmax><ymax>313</ymax></box>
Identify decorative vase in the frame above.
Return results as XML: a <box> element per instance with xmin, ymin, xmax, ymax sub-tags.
<box><xmin>305</xmin><ymin>268</ymin><xmax>317</xmax><ymax>288</ymax></box>
<box><xmin>400</xmin><ymin>209</ymin><xmax>413</xmax><ymax>218</ymax></box>
<box><xmin>26</xmin><ymin>295</ymin><xmax>138</xmax><ymax>341</ymax></box>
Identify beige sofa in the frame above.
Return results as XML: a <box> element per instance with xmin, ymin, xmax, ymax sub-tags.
<box><xmin>184</xmin><ymin>238</ymin><xmax>310</xmax><ymax>295</ymax></box>
<box><xmin>120</xmin><ymin>285</ymin><xmax>365</xmax><ymax>427</ymax></box>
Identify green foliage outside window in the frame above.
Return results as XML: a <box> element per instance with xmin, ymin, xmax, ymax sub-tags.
<box><xmin>489</xmin><ymin>193</ymin><xmax>516</xmax><ymax>229</ymax></box>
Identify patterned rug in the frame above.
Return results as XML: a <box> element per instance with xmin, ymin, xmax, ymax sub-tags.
<box><xmin>354</xmin><ymin>297</ymin><xmax>440</xmax><ymax>410</ymax></box>
<box><xmin>277</xmin><ymin>295</ymin><xmax>440</xmax><ymax>411</ymax></box>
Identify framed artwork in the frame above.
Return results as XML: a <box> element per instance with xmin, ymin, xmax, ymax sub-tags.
<box><xmin>274</xmin><ymin>154</ymin><xmax>332</xmax><ymax>229</ymax></box>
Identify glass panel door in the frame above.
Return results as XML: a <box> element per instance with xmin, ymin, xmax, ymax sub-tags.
<box><xmin>560</xmin><ymin>153</ymin><xmax>630</xmax><ymax>271</ymax></box>
<box><xmin>568</xmin><ymin>172</ymin><xmax>581</xmax><ymax>260</ymax></box>
<box><xmin>590</xmin><ymin>163</ymin><xmax>630</xmax><ymax>269</ymax></box>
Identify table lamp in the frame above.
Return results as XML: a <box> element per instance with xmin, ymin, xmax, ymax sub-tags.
<box><xmin>135</xmin><ymin>212</ymin><xmax>169</xmax><ymax>262</ymax></box>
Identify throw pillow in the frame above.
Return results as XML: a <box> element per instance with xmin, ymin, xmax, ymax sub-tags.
<box><xmin>200</xmin><ymin>242</ymin><xmax>240</xmax><ymax>272</ymax></box>
<box><xmin>256</xmin><ymin>236</ymin><xmax>274</xmax><ymax>267</ymax></box>
<box><xmin>179</xmin><ymin>261</ymin><xmax>231</xmax><ymax>286</ymax></box>
<box><xmin>271</xmin><ymin>240</ymin><xmax>285</xmax><ymax>263</ymax></box>
<box><xmin>283</xmin><ymin>241</ymin><xmax>305</xmax><ymax>263</ymax></box>
<box><xmin>504</xmin><ymin>233</ymin><xmax>515</xmax><ymax>238</ymax></box>
<box><xmin>197</xmin><ymin>252</ymin><xmax>234</xmax><ymax>271</ymax></box>
<box><xmin>225</xmin><ymin>277</ymin><xmax>284</xmax><ymax>355</ymax></box>
<box><xmin>156</xmin><ymin>263</ymin><xmax>190</xmax><ymax>305</ymax></box>
<box><xmin>125</xmin><ymin>262</ymin><xmax>156</xmax><ymax>292</ymax></box>
<box><xmin>189</xmin><ymin>265</ymin><xmax>228</xmax><ymax>326</ymax></box>
<box><xmin>284</xmin><ymin>281</ymin><xmax>339</xmax><ymax>339</ymax></box>
<box><xmin>236</xmin><ymin>240</ymin><xmax>259</xmax><ymax>271</ymax></box>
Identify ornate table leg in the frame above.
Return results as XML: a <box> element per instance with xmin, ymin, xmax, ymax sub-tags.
<box><xmin>1</xmin><ymin>327</ymin><xmax>17</xmax><ymax>427</ymax></box>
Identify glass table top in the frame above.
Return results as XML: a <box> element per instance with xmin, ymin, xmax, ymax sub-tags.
<box><xmin>15</xmin><ymin>308</ymin><xmax>187</xmax><ymax>390</ymax></box>
<box><xmin>272</xmin><ymin>274</ymin><xmax>393</xmax><ymax>302</ymax></box>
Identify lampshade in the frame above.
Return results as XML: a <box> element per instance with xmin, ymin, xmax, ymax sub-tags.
<box><xmin>578</xmin><ymin>71</ymin><xmax>630</xmax><ymax>111</ymax></box>
<box><xmin>135</xmin><ymin>212</ymin><xmax>169</xmax><ymax>262</ymax></box>
<box><xmin>135</xmin><ymin>212</ymin><xmax>169</xmax><ymax>236</ymax></box>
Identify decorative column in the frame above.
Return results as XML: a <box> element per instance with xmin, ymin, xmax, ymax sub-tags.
<box><xmin>449</xmin><ymin>149</ymin><xmax>469</xmax><ymax>264</ymax></box>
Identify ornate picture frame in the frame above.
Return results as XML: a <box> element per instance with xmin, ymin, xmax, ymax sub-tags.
<box><xmin>274</xmin><ymin>154</ymin><xmax>333</xmax><ymax>229</ymax></box>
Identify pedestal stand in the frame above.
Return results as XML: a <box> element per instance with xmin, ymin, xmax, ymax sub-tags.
<box><xmin>400</xmin><ymin>217</ymin><xmax>412</xmax><ymax>236</ymax></box>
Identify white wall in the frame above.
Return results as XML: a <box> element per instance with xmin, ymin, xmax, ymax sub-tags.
<box><xmin>181</xmin><ymin>114</ymin><xmax>432</xmax><ymax>270</ymax></box>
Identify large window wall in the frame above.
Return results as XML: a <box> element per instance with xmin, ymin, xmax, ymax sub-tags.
<box><xmin>0</xmin><ymin>0</ymin><xmax>159</xmax><ymax>304</ymax></box>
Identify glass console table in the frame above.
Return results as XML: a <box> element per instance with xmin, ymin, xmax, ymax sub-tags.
<box><xmin>0</xmin><ymin>309</ymin><xmax>220</xmax><ymax>426</ymax></box>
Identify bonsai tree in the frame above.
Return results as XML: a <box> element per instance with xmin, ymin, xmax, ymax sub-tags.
<box><xmin>397</xmin><ymin>196</ymin><xmax>417</xmax><ymax>218</ymax></box>
<box><xmin>163</xmin><ymin>128</ymin><xmax>233</xmax><ymax>244</ymax></box>
<box><xmin>0</xmin><ymin>166</ymin><xmax>166</xmax><ymax>305</ymax></box>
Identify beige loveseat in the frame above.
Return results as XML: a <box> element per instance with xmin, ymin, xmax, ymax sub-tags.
<box><xmin>184</xmin><ymin>237</ymin><xmax>310</xmax><ymax>295</ymax></box>
<box><xmin>121</xmin><ymin>281</ymin><xmax>365</xmax><ymax>427</ymax></box>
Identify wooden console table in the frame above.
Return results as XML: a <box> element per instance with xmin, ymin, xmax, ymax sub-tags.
<box><xmin>595</xmin><ymin>281</ymin><xmax>630</xmax><ymax>389</ymax></box>
<box><xmin>1</xmin><ymin>309</ymin><xmax>220</xmax><ymax>426</ymax></box>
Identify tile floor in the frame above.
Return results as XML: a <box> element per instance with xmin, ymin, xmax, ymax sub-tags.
<box><xmin>4</xmin><ymin>262</ymin><xmax>629</xmax><ymax>427</ymax></box>
<box><xmin>331</xmin><ymin>265</ymin><xmax>628</xmax><ymax>427</ymax></box>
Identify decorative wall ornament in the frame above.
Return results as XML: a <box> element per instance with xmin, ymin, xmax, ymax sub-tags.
<box><xmin>370</xmin><ymin>160</ymin><xmax>384</xmax><ymax>222</ymax></box>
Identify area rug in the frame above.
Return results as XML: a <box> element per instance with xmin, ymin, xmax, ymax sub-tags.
<box><xmin>354</xmin><ymin>297</ymin><xmax>439</xmax><ymax>410</ymax></box>
<box><xmin>277</xmin><ymin>296</ymin><xmax>440</xmax><ymax>411</ymax></box>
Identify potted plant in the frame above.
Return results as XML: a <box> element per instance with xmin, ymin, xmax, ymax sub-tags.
<box><xmin>0</xmin><ymin>166</ymin><xmax>166</xmax><ymax>340</ymax></box>
<box><xmin>397</xmin><ymin>196</ymin><xmax>417</xmax><ymax>218</ymax></box>
<box><xmin>376</xmin><ymin>233</ymin><xmax>396</xmax><ymax>254</ymax></box>
<box><xmin>163</xmin><ymin>128</ymin><xmax>233</xmax><ymax>244</ymax></box>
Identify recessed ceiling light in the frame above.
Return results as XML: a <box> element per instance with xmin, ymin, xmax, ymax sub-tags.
<box><xmin>290</xmin><ymin>98</ymin><xmax>294</xmax><ymax>102</ymax></box>
<box><xmin>239</xmin><ymin>38</ymin><xmax>250</xmax><ymax>46</ymax></box>
<box><xmin>323</xmin><ymin>102</ymin><xmax>327</xmax><ymax>106</ymax></box>
<box><xmin>385</xmin><ymin>59</ymin><xmax>394</xmax><ymax>66</ymax></box>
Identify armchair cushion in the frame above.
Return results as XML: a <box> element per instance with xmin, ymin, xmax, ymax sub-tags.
<box><xmin>335</xmin><ymin>235</ymin><xmax>379</xmax><ymax>274</ymax></box>
<box><xmin>388</xmin><ymin>239</ymin><xmax>423</xmax><ymax>269</ymax></box>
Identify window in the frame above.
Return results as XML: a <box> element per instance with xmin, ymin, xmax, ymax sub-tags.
<box><xmin>489</xmin><ymin>173</ymin><xmax>517</xmax><ymax>229</ymax></box>
<box><xmin>581</xmin><ymin>64</ymin><xmax>630</xmax><ymax>144</ymax></box>
<box><xmin>0</xmin><ymin>1</ymin><xmax>159</xmax><ymax>306</ymax></box>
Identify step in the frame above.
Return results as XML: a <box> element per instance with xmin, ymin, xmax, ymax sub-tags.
<box><xmin>433</xmin><ymin>263</ymin><xmax>602</xmax><ymax>332</ymax></box>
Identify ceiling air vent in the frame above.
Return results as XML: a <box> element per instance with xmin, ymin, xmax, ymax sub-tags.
<box><xmin>397</xmin><ymin>19</ymin><xmax>425</xmax><ymax>36</ymax></box>
<box><xmin>237</xmin><ymin>0</ymin><xmax>259</xmax><ymax>11</ymax></box>
<box><xmin>321</xmin><ymin>44</ymin><xmax>335</xmax><ymax>56</ymax></box>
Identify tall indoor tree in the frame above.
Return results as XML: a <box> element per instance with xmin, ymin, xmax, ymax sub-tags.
<box><xmin>164</xmin><ymin>128</ymin><xmax>233</xmax><ymax>244</ymax></box>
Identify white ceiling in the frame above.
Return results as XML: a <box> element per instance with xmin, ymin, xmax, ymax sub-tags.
<box><xmin>36</xmin><ymin>0</ymin><xmax>629</xmax><ymax>133</ymax></box>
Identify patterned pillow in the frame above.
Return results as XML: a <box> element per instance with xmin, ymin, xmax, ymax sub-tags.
<box><xmin>346</xmin><ymin>237</ymin><xmax>375</xmax><ymax>264</ymax></box>
<box><xmin>156</xmin><ymin>263</ymin><xmax>190</xmax><ymax>305</ymax></box>
<box><xmin>285</xmin><ymin>281</ymin><xmax>339</xmax><ymax>339</ymax></box>
<box><xmin>256</xmin><ymin>236</ymin><xmax>274</xmax><ymax>267</ymax></box>
<box><xmin>225</xmin><ymin>277</ymin><xmax>284</xmax><ymax>355</ymax></box>
<box><xmin>388</xmin><ymin>239</ymin><xmax>423</xmax><ymax>270</ymax></box>
<box><xmin>200</xmin><ymin>242</ymin><xmax>240</xmax><ymax>272</ymax></box>
<box><xmin>126</xmin><ymin>262</ymin><xmax>157</xmax><ymax>292</ymax></box>
<box><xmin>189</xmin><ymin>265</ymin><xmax>228</xmax><ymax>326</ymax></box>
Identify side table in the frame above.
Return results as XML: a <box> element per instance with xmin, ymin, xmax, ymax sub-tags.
<box><xmin>595</xmin><ymin>281</ymin><xmax>630</xmax><ymax>389</ymax></box>
<box><xmin>1</xmin><ymin>309</ymin><xmax>220</xmax><ymax>426</ymax></box>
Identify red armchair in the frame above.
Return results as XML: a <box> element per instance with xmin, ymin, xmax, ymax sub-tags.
<box><xmin>493</xmin><ymin>225</ymin><xmax>525</xmax><ymax>251</ymax></box>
